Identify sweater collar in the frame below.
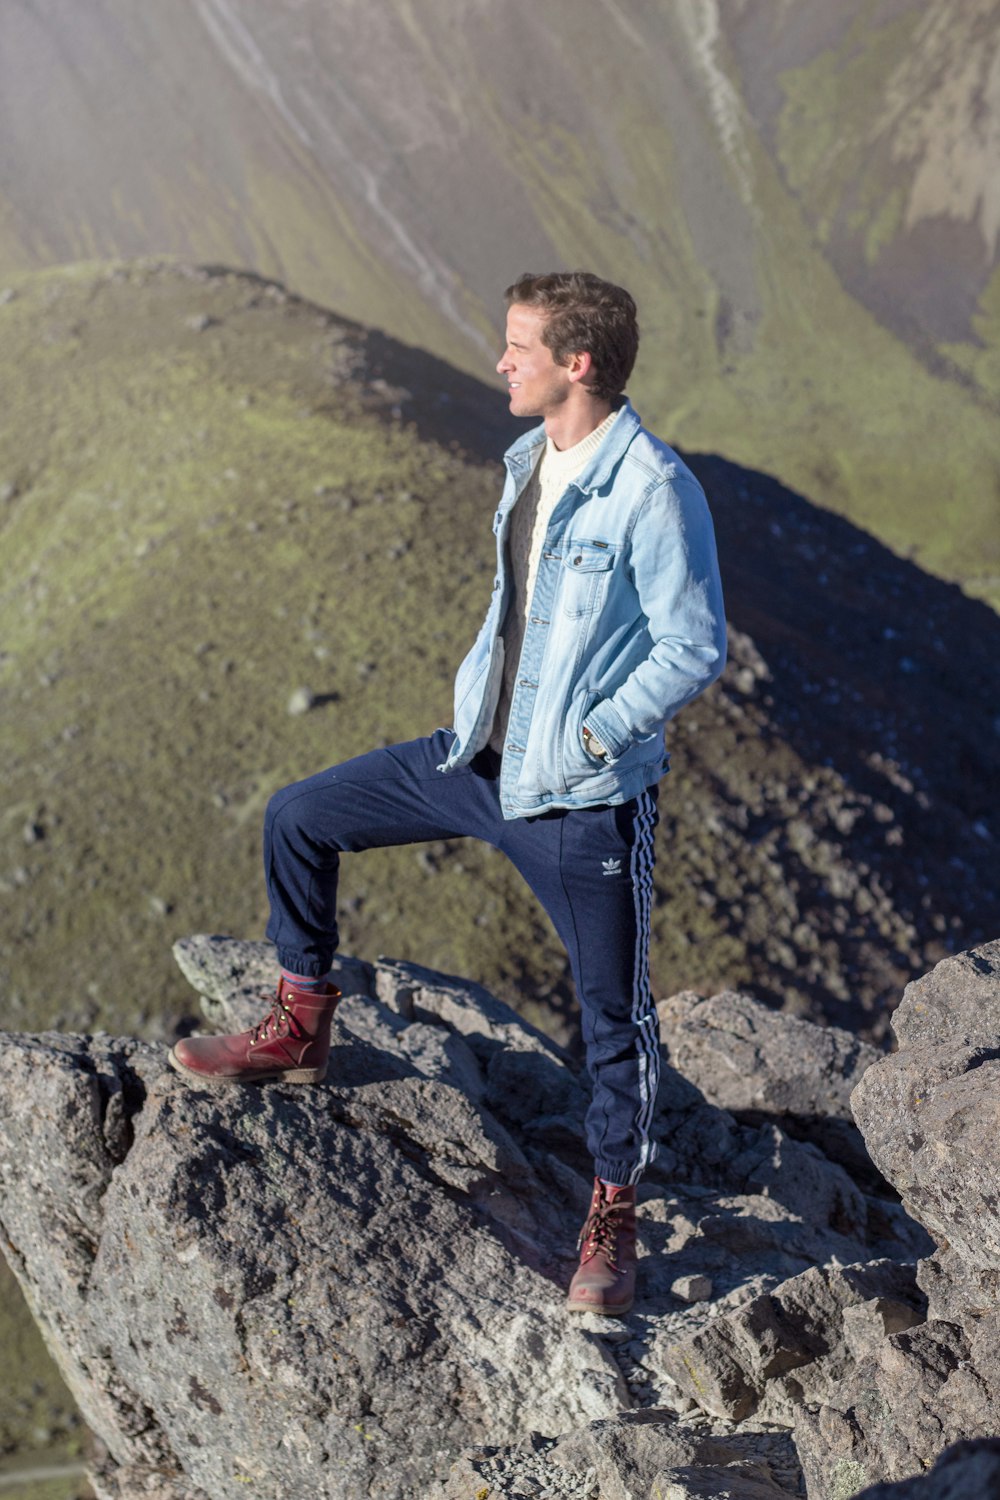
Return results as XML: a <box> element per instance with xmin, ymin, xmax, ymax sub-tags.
<box><xmin>504</xmin><ymin>398</ymin><xmax>641</xmax><ymax>492</ymax></box>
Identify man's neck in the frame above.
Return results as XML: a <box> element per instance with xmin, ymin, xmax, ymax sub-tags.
<box><xmin>544</xmin><ymin>396</ymin><xmax>615</xmax><ymax>452</ymax></box>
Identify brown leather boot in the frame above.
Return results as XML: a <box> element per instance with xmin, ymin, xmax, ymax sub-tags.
<box><xmin>566</xmin><ymin>1178</ymin><xmax>637</xmax><ymax>1315</ymax></box>
<box><xmin>168</xmin><ymin>979</ymin><xmax>341</xmax><ymax>1087</ymax></box>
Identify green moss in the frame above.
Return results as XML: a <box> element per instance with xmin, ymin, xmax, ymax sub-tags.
<box><xmin>774</xmin><ymin>12</ymin><xmax>920</xmax><ymax>236</ymax></box>
<box><xmin>940</xmin><ymin>262</ymin><xmax>1000</xmax><ymax>405</ymax></box>
<box><xmin>862</xmin><ymin>185</ymin><xmax>907</xmax><ymax>267</ymax></box>
<box><xmin>0</xmin><ymin>1477</ymin><xmax>89</xmax><ymax>1500</ymax></box>
<box><xmin>0</xmin><ymin>1263</ymin><xmax>87</xmax><ymax>1485</ymax></box>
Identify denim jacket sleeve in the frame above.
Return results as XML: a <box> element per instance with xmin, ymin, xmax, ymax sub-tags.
<box><xmin>583</xmin><ymin>471</ymin><xmax>726</xmax><ymax>762</ymax></box>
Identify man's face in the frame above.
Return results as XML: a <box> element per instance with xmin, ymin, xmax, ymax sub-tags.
<box><xmin>496</xmin><ymin>304</ymin><xmax>574</xmax><ymax>419</ymax></box>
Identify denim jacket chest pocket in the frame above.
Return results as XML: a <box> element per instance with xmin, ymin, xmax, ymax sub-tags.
<box><xmin>560</xmin><ymin>538</ymin><xmax>616</xmax><ymax>617</ymax></box>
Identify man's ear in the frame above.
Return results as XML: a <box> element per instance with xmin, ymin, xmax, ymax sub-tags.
<box><xmin>566</xmin><ymin>349</ymin><xmax>594</xmax><ymax>386</ymax></box>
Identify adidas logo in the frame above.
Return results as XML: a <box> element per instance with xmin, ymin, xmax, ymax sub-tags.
<box><xmin>602</xmin><ymin>857</ymin><xmax>621</xmax><ymax>876</ymax></box>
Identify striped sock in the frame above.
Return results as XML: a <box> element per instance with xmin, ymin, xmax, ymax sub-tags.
<box><xmin>280</xmin><ymin>967</ymin><xmax>334</xmax><ymax>993</ymax></box>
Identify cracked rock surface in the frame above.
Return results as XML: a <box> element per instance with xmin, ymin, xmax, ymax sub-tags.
<box><xmin>0</xmin><ymin>937</ymin><xmax>991</xmax><ymax>1499</ymax></box>
<box><xmin>793</xmin><ymin>939</ymin><xmax>1000</xmax><ymax>1499</ymax></box>
<box><xmin>657</xmin><ymin>989</ymin><xmax>880</xmax><ymax>1182</ymax></box>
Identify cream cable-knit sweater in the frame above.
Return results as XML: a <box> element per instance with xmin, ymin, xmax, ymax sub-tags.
<box><xmin>489</xmin><ymin>409</ymin><xmax>620</xmax><ymax>755</ymax></box>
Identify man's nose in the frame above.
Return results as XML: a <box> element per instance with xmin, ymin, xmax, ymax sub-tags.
<box><xmin>497</xmin><ymin>349</ymin><xmax>512</xmax><ymax>375</ymax></box>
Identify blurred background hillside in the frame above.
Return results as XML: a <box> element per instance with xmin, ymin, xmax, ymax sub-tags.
<box><xmin>0</xmin><ymin>2</ymin><xmax>998</xmax><ymax>1494</ymax></box>
<box><xmin>2</xmin><ymin>0</ymin><xmax>999</xmax><ymax>600</ymax></box>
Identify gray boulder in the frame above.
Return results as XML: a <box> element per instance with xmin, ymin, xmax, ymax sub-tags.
<box><xmin>889</xmin><ymin>939</ymin><xmax>1000</xmax><ymax>1050</ymax></box>
<box><xmin>795</xmin><ymin>1315</ymin><xmax>1000</xmax><ymax>1497</ymax></box>
<box><xmin>853</xmin><ymin>1437</ymin><xmax>1000</xmax><ymax>1496</ymax></box>
<box><xmin>659</xmin><ymin>1260</ymin><xmax>924</xmax><ymax>1424</ymax></box>
<box><xmin>850</xmin><ymin>1039</ymin><xmax>1000</xmax><ymax>1270</ymax></box>
<box><xmin>0</xmin><ymin>937</ymin><xmax>949</xmax><ymax>1499</ymax></box>
<box><xmin>0</xmin><ymin>1021</ymin><xmax>626</xmax><ymax>1499</ymax></box>
<box><xmin>850</xmin><ymin>940</ymin><xmax>1000</xmax><ymax>1285</ymax></box>
<box><xmin>657</xmin><ymin>990</ymin><xmax>878</xmax><ymax>1122</ymax></box>
<box><xmin>793</xmin><ymin>941</ymin><xmax>1000</xmax><ymax>1499</ymax></box>
<box><xmin>658</xmin><ymin>989</ymin><xmax>880</xmax><ymax>1180</ymax></box>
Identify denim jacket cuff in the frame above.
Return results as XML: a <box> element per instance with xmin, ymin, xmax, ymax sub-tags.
<box><xmin>584</xmin><ymin>698</ymin><xmax>633</xmax><ymax>763</ymax></box>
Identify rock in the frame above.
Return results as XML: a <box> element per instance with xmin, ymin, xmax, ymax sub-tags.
<box><xmin>841</xmin><ymin>1295</ymin><xmax>926</xmax><ymax>1362</ymax></box>
<box><xmin>915</xmin><ymin>1245</ymin><xmax>1000</xmax><ymax>1323</ymax></box>
<box><xmin>890</xmin><ymin>940</ymin><xmax>1000</xmax><ymax>1049</ymax></box>
<box><xmin>0</xmin><ymin>1021</ymin><xmax>628</xmax><ymax>1499</ymax></box>
<box><xmin>650</xmin><ymin>1469</ymin><xmax>799</xmax><ymax>1499</ymax></box>
<box><xmin>849</xmin><ymin>943</ymin><xmax>1000</xmax><ymax>1292</ymax></box>
<box><xmin>850</xmin><ymin>1040</ymin><xmax>1000</xmax><ymax>1271</ymax></box>
<box><xmin>727</xmin><ymin>1124</ymin><xmax>869</xmax><ymax>1245</ymax></box>
<box><xmin>374</xmin><ymin>954</ymin><xmax>567</xmax><ymax>1062</ymax></box>
<box><xmin>428</xmin><ymin>1410</ymin><xmax>803</xmax><ymax>1500</ymax></box>
<box><xmin>0</xmin><ymin>1034</ymin><xmax>179</xmax><ymax>1465</ymax></box>
<box><xmin>658</xmin><ymin>990</ymin><xmax>877</xmax><ymax>1121</ymax></box>
<box><xmin>172</xmin><ymin>934</ymin><xmax>375</xmax><ymax>1030</ymax></box>
<box><xmin>851</xmin><ymin>1437</ymin><xmax>1000</xmax><ymax>1496</ymax></box>
<box><xmin>286</xmin><ymin>686</ymin><xmax>315</xmax><ymax>716</ymax></box>
<box><xmin>794</xmin><ymin>943</ymin><xmax>1000</xmax><ymax>1498</ymax></box>
<box><xmin>658</xmin><ymin>989</ymin><xmax>879</xmax><ymax>1179</ymax></box>
<box><xmin>661</xmin><ymin>1261</ymin><xmax>924</xmax><ymax>1423</ymax></box>
<box><xmin>672</xmin><ymin>1274</ymin><xmax>713</xmax><ymax>1303</ymax></box>
<box><xmin>0</xmin><ymin>938</ymin><xmax>958</xmax><ymax>1499</ymax></box>
<box><xmin>89</xmin><ymin>1463</ymin><xmax>210</xmax><ymax>1500</ymax></box>
<box><xmin>794</xmin><ymin>1314</ymin><xmax>1000</xmax><ymax>1498</ymax></box>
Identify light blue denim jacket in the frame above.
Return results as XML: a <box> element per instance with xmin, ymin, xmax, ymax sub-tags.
<box><xmin>439</xmin><ymin>400</ymin><xmax>726</xmax><ymax>819</ymax></box>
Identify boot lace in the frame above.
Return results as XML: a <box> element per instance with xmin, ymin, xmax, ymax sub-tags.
<box><xmin>248</xmin><ymin>993</ymin><xmax>301</xmax><ymax>1049</ymax></box>
<box><xmin>577</xmin><ymin>1195</ymin><xmax>628</xmax><ymax>1268</ymax></box>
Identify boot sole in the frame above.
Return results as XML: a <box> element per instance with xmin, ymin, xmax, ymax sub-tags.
<box><xmin>167</xmin><ymin>1048</ymin><xmax>327</xmax><ymax>1087</ymax></box>
<box><xmin>566</xmin><ymin>1295</ymin><xmax>634</xmax><ymax>1316</ymax></box>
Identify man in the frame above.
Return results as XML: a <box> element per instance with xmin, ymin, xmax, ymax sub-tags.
<box><xmin>170</xmin><ymin>271</ymin><xmax>726</xmax><ymax>1315</ymax></box>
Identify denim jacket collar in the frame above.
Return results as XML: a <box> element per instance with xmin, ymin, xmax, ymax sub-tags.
<box><xmin>503</xmin><ymin>398</ymin><xmax>641</xmax><ymax>494</ymax></box>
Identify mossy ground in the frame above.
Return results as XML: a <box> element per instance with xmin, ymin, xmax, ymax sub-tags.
<box><xmin>0</xmin><ymin>1263</ymin><xmax>89</xmax><ymax>1498</ymax></box>
<box><xmin>0</xmin><ymin>1474</ymin><xmax>88</xmax><ymax>1500</ymax></box>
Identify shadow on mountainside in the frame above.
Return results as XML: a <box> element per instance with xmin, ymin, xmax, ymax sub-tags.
<box><xmin>357</xmin><ymin>327</ymin><xmax>525</xmax><ymax>461</ymax></box>
<box><xmin>197</xmin><ymin>263</ymin><xmax>526</xmax><ymax>461</ymax></box>
<box><xmin>693</xmin><ymin>451</ymin><xmax>1000</xmax><ymax>931</ymax></box>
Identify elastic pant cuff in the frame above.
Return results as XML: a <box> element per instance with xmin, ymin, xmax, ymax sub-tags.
<box><xmin>276</xmin><ymin>948</ymin><xmax>336</xmax><ymax>980</ymax></box>
<box><xmin>593</xmin><ymin>1155</ymin><xmax>651</xmax><ymax>1188</ymax></box>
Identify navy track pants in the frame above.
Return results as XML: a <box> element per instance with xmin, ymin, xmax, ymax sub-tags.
<box><xmin>263</xmin><ymin>729</ymin><xmax>661</xmax><ymax>1185</ymax></box>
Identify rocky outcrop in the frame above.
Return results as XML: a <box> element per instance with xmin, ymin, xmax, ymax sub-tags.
<box><xmin>659</xmin><ymin>1260</ymin><xmax>925</xmax><ymax>1425</ymax></box>
<box><xmin>641</xmin><ymin>942</ymin><xmax>1000</xmax><ymax>1498</ymax></box>
<box><xmin>853</xmin><ymin>1438</ymin><xmax>1000</xmax><ymax>1497</ymax></box>
<box><xmin>0</xmin><ymin>938</ymin><xmax>996</xmax><ymax>1499</ymax></box>
<box><xmin>0</xmin><ymin>953</ymin><xmax>625</xmax><ymax>1500</ymax></box>
<box><xmin>657</xmin><ymin>990</ymin><xmax>880</xmax><ymax>1181</ymax></box>
<box><xmin>791</xmin><ymin>938</ymin><xmax>1000</xmax><ymax>1498</ymax></box>
<box><xmin>428</xmin><ymin>1410</ymin><xmax>804</xmax><ymax>1499</ymax></box>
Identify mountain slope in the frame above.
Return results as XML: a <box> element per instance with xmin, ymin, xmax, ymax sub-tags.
<box><xmin>1</xmin><ymin>0</ymin><xmax>997</xmax><ymax>603</ymax></box>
